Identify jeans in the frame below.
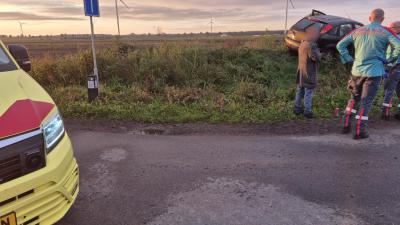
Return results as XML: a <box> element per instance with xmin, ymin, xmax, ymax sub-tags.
<box><xmin>342</xmin><ymin>76</ymin><xmax>381</xmax><ymax>134</ymax></box>
<box><xmin>382</xmin><ymin>69</ymin><xmax>400</xmax><ymax>113</ymax></box>
<box><xmin>295</xmin><ymin>86</ymin><xmax>314</xmax><ymax>112</ymax></box>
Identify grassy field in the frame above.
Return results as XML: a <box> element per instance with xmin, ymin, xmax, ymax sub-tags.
<box><xmin>19</xmin><ymin>36</ymin><xmax>377</xmax><ymax>123</ymax></box>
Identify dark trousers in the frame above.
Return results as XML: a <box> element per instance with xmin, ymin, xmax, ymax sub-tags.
<box><xmin>342</xmin><ymin>76</ymin><xmax>382</xmax><ymax>134</ymax></box>
<box><xmin>382</xmin><ymin>69</ymin><xmax>400</xmax><ymax>115</ymax></box>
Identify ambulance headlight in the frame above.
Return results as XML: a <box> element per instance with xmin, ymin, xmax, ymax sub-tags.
<box><xmin>43</xmin><ymin>112</ymin><xmax>65</xmax><ymax>152</ymax></box>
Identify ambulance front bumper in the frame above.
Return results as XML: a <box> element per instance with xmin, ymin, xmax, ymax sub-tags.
<box><xmin>0</xmin><ymin>133</ymin><xmax>79</xmax><ymax>225</ymax></box>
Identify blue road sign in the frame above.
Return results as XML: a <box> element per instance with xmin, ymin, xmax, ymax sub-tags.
<box><xmin>84</xmin><ymin>0</ymin><xmax>100</xmax><ymax>17</ymax></box>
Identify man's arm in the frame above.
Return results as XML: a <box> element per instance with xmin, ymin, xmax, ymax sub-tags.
<box><xmin>336</xmin><ymin>34</ymin><xmax>354</xmax><ymax>64</ymax></box>
<box><xmin>386</xmin><ymin>44</ymin><xmax>395</xmax><ymax>64</ymax></box>
<box><xmin>387</xmin><ymin>33</ymin><xmax>400</xmax><ymax>64</ymax></box>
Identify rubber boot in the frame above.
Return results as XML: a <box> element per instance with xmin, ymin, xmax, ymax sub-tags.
<box><xmin>381</xmin><ymin>102</ymin><xmax>392</xmax><ymax>121</ymax></box>
<box><xmin>395</xmin><ymin>109</ymin><xmax>400</xmax><ymax>121</ymax></box>
<box><xmin>354</xmin><ymin>130</ymin><xmax>370</xmax><ymax>140</ymax></box>
<box><xmin>381</xmin><ymin>107</ymin><xmax>391</xmax><ymax>121</ymax></box>
<box><xmin>354</xmin><ymin>108</ymin><xmax>369</xmax><ymax>140</ymax></box>
<box><xmin>342</xmin><ymin>100</ymin><xmax>356</xmax><ymax>134</ymax></box>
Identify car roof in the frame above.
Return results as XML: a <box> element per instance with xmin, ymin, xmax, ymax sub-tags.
<box><xmin>309</xmin><ymin>15</ymin><xmax>361</xmax><ymax>25</ymax></box>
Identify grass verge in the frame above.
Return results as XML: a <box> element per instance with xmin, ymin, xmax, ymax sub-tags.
<box><xmin>29</xmin><ymin>36</ymin><xmax>386</xmax><ymax>123</ymax></box>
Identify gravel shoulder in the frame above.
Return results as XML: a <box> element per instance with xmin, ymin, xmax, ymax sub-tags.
<box><xmin>65</xmin><ymin>117</ymin><xmax>400</xmax><ymax>136</ymax></box>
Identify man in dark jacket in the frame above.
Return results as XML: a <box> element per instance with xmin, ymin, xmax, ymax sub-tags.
<box><xmin>294</xmin><ymin>25</ymin><xmax>321</xmax><ymax>119</ymax></box>
<box><xmin>381</xmin><ymin>21</ymin><xmax>400</xmax><ymax>120</ymax></box>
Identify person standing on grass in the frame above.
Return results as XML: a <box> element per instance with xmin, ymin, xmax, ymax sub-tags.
<box><xmin>381</xmin><ymin>21</ymin><xmax>400</xmax><ymax>120</ymax></box>
<box><xmin>294</xmin><ymin>25</ymin><xmax>321</xmax><ymax>119</ymax></box>
<box><xmin>337</xmin><ymin>9</ymin><xmax>400</xmax><ymax>140</ymax></box>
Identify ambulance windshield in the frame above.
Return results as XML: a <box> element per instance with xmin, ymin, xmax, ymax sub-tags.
<box><xmin>0</xmin><ymin>46</ymin><xmax>17</xmax><ymax>72</ymax></box>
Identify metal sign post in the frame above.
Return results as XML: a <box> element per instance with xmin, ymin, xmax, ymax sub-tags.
<box><xmin>84</xmin><ymin>0</ymin><xmax>100</xmax><ymax>102</ymax></box>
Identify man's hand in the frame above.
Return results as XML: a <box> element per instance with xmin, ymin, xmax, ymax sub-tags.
<box><xmin>345</xmin><ymin>62</ymin><xmax>353</xmax><ymax>72</ymax></box>
<box><xmin>383</xmin><ymin>71</ymin><xmax>389</xmax><ymax>79</ymax></box>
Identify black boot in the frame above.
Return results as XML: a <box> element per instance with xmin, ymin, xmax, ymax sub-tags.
<box><xmin>381</xmin><ymin>112</ymin><xmax>391</xmax><ymax>120</ymax></box>
<box><xmin>303</xmin><ymin>111</ymin><xmax>314</xmax><ymax>119</ymax></box>
<box><xmin>342</xmin><ymin>114</ymin><xmax>353</xmax><ymax>134</ymax></box>
<box><xmin>354</xmin><ymin>111</ymin><xmax>369</xmax><ymax>139</ymax></box>
<box><xmin>342</xmin><ymin>126</ymin><xmax>351</xmax><ymax>134</ymax></box>
<box><xmin>354</xmin><ymin>122</ymin><xmax>369</xmax><ymax>140</ymax></box>
<box><xmin>395</xmin><ymin>112</ymin><xmax>400</xmax><ymax>121</ymax></box>
<box><xmin>381</xmin><ymin>108</ymin><xmax>391</xmax><ymax>121</ymax></box>
<box><xmin>353</xmin><ymin>131</ymin><xmax>370</xmax><ymax>140</ymax></box>
<box><xmin>293</xmin><ymin>108</ymin><xmax>304</xmax><ymax>116</ymax></box>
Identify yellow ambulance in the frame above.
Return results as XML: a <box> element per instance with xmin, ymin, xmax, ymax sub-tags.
<box><xmin>0</xmin><ymin>41</ymin><xmax>79</xmax><ymax>225</ymax></box>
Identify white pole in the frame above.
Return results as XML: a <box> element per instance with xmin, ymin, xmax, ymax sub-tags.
<box><xmin>115</xmin><ymin>0</ymin><xmax>121</xmax><ymax>36</ymax></box>
<box><xmin>19</xmin><ymin>22</ymin><xmax>24</xmax><ymax>37</ymax></box>
<box><xmin>284</xmin><ymin>0</ymin><xmax>289</xmax><ymax>35</ymax></box>
<box><xmin>90</xmin><ymin>16</ymin><xmax>99</xmax><ymax>86</ymax></box>
<box><xmin>210</xmin><ymin>18</ymin><xmax>214</xmax><ymax>34</ymax></box>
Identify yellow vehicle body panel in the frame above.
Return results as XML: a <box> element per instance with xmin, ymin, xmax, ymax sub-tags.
<box><xmin>0</xmin><ymin>135</ymin><xmax>79</xmax><ymax>225</ymax></box>
<box><xmin>0</xmin><ymin>40</ymin><xmax>79</xmax><ymax>225</ymax></box>
<box><xmin>0</xmin><ymin>70</ymin><xmax>54</xmax><ymax>116</ymax></box>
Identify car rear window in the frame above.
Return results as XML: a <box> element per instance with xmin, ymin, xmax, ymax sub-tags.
<box><xmin>0</xmin><ymin>46</ymin><xmax>17</xmax><ymax>72</ymax></box>
<box><xmin>292</xmin><ymin>18</ymin><xmax>324</xmax><ymax>31</ymax></box>
<box><xmin>328</xmin><ymin>26</ymin><xmax>339</xmax><ymax>36</ymax></box>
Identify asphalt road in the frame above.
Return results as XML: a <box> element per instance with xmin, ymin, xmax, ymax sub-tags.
<box><xmin>57</xmin><ymin>125</ymin><xmax>400</xmax><ymax>225</ymax></box>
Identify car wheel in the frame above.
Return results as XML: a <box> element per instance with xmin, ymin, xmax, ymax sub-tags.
<box><xmin>322</xmin><ymin>48</ymin><xmax>338</xmax><ymax>60</ymax></box>
<box><xmin>287</xmin><ymin>47</ymin><xmax>298</xmax><ymax>56</ymax></box>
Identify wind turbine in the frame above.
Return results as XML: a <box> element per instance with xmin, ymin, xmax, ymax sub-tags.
<box><xmin>18</xmin><ymin>21</ymin><xmax>26</xmax><ymax>37</ymax></box>
<box><xmin>114</xmin><ymin>0</ymin><xmax>130</xmax><ymax>36</ymax></box>
<box><xmin>284</xmin><ymin>0</ymin><xmax>295</xmax><ymax>35</ymax></box>
<box><xmin>344</xmin><ymin>10</ymin><xmax>352</xmax><ymax>19</ymax></box>
<box><xmin>209</xmin><ymin>17</ymin><xmax>215</xmax><ymax>34</ymax></box>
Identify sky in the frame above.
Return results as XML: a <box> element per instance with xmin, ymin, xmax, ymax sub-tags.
<box><xmin>0</xmin><ymin>0</ymin><xmax>399</xmax><ymax>35</ymax></box>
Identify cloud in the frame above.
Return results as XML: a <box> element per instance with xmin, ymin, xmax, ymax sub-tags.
<box><xmin>0</xmin><ymin>11</ymin><xmax>83</xmax><ymax>21</ymax></box>
<box><xmin>40</xmin><ymin>4</ymin><xmax>262</xmax><ymax>22</ymax></box>
<box><xmin>1</xmin><ymin>0</ymin><xmax>400</xmax><ymax>35</ymax></box>
<box><xmin>2</xmin><ymin>0</ymin><xmax>399</xmax><ymax>23</ymax></box>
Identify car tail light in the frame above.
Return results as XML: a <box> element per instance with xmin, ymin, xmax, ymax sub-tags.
<box><xmin>320</xmin><ymin>24</ymin><xmax>333</xmax><ymax>35</ymax></box>
<box><xmin>287</xmin><ymin>30</ymin><xmax>295</xmax><ymax>39</ymax></box>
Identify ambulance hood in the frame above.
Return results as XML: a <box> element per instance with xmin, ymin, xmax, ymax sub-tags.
<box><xmin>0</xmin><ymin>70</ymin><xmax>55</xmax><ymax>140</ymax></box>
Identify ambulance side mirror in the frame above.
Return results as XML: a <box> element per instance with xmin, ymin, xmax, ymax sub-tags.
<box><xmin>8</xmin><ymin>44</ymin><xmax>31</xmax><ymax>72</ymax></box>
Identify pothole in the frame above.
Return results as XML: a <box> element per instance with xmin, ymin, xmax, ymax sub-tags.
<box><xmin>100</xmin><ymin>148</ymin><xmax>128</xmax><ymax>162</ymax></box>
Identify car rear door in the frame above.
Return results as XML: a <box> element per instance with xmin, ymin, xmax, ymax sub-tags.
<box><xmin>339</xmin><ymin>24</ymin><xmax>354</xmax><ymax>38</ymax></box>
<box><xmin>290</xmin><ymin>18</ymin><xmax>324</xmax><ymax>42</ymax></box>
<box><xmin>310</xmin><ymin>10</ymin><xmax>326</xmax><ymax>16</ymax></box>
<box><xmin>338</xmin><ymin>23</ymin><xmax>357</xmax><ymax>55</ymax></box>
<box><xmin>318</xmin><ymin>25</ymin><xmax>340</xmax><ymax>49</ymax></box>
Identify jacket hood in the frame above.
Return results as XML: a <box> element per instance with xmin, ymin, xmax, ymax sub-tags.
<box><xmin>0</xmin><ymin>70</ymin><xmax>55</xmax><ymax>139</ymax></box>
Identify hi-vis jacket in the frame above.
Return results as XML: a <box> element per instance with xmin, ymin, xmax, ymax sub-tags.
<box><xmin>387</xmin><ymin>32</ymin><xmax>400</xmax><ymax>65</ymax></box>
<box><xmin>337</xmin><ymin>22</ymin><xmax>400</xmax><ymax>77</ymax></box>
